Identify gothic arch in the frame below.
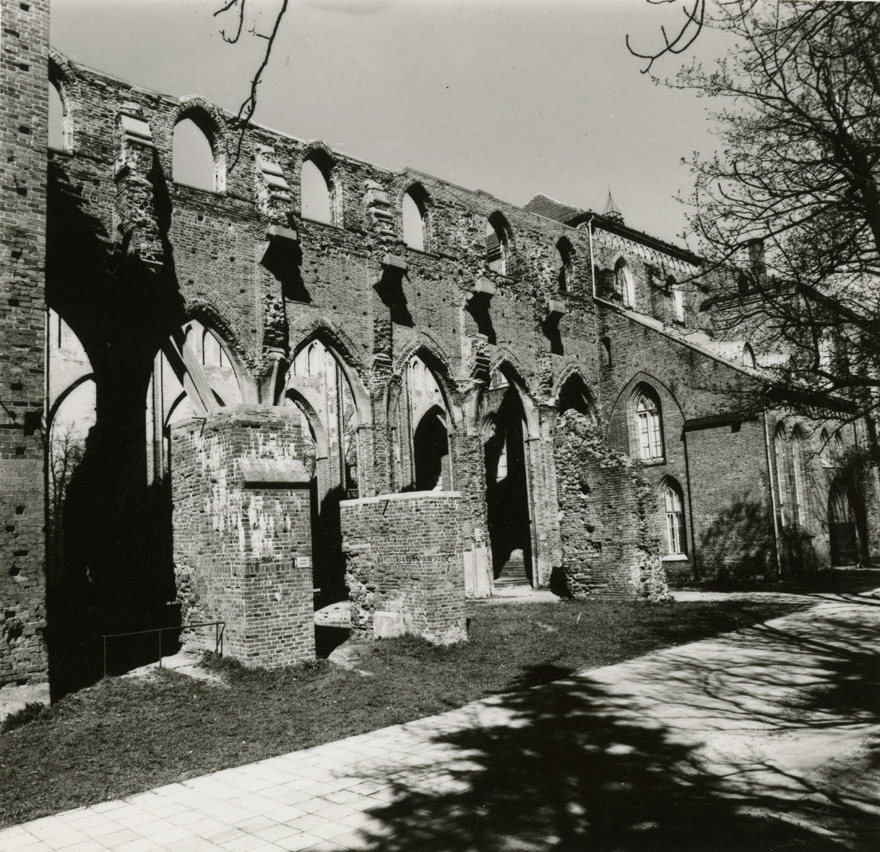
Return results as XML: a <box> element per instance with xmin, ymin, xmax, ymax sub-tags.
<box><xmin>608</xmin><ymin>371</ymin><xmax>684</xmax><ymax>428</ymax></box>
<box><xmin>48</xmin><ymin>52</ymin><xmax>75</xmax><ymax>152</ymax></box>
<box><xmin>289</xmin><ymin>326</ymin><xmax>371</xmax><ymax>427</ymax></box>
<box><xmin>394</xmin><ymin>334</ymin><xmax>460</xmax><ymax>429</ymax></box>
<box><xmin>184</xmin><ymin>299</ymin><xmax>254</xmax><ymax>388</ymax></box>
<box><xmin>169</xmin><ymin>96</ymin><xmax>228</xmax><ymax>192</ymax></box>
<box><xmin>551</xmin><ymin>365</ymin><xmax>597</xmax><ymax>411</ymax></box>
<box><xmin>481</xmin><ymin>359</ymin><xmax>540</xmax><ymax>441</ymax></box>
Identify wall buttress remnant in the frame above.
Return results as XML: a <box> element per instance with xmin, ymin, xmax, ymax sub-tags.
<box><xmin>341</xmin><ymin>492</ymin><xmax>467</xmax><ymax>644</ymax></box>
<box><xmin>2</xmin><ymin>4</ymin><xmax>877</xmax><ymax>688</ymax></box>
<box><xmin>171</xmin><ymin>407</ymin><xmax>315</xmax><ymax>667</ymax></box>
<box><xmin>0</xmin><ymin>0</ymin><xmax>50</xmax><ymax>685</ymax></box>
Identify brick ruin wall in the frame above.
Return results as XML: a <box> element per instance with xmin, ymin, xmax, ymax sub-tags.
<box><xmin>555</xmin><ymin>410</ymin><xmax>668</xmax><ymax>600</ymax></box>
<box><xmin>5</xmin><ymin>19</ymin><xmax>877</xmax><ymax>684</ymax></box>
<box><xmin>0</xmin><ymin>0</ymin><xmax>49</xmax><ymax>685</ymax></box>
<box><xmin>170</xmin><ymin>407</ymin><xmax>315</xmax><ymax>667</ymax></box>
<box><xmin>340</xmin><ymin>492</ymin><xmax>467</xmax><ymax>644</ymax></box>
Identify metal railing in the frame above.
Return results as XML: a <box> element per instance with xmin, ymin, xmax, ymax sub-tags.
<box><xmin>102</xmin><ymin>621</ymin><xmax>225</xmax><ymax>678</ymax></box>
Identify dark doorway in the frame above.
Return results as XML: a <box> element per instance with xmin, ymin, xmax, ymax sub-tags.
<box><xmin>484</xmin><ymin>385</ymin><xmax>534</xmax><ymax>587</ymax></box>
<box><xmin>413</xmin><ymin>406</ymin><xmax>450</xmax><ymax>491</ymax></box>
<box><xmin>829</xmin><ymin>481</ymin><xmax>859</xmax><ymax>567</ymax></box>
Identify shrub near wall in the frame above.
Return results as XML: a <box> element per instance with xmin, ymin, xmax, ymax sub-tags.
<box><xmin>554</xmin><ymin>410</ymin><xmax>668</xmax><ymax>601</ymax></box>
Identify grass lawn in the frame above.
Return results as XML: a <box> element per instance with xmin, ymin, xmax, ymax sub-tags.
<box><xmin>0</xmin><ymin>597</ymin><xmax>807</xmax><ymax>827</ymax></box>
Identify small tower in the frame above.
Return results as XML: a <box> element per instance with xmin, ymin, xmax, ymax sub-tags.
<box><xmin>603</xmin><ymin>189</ymin><xmax>624</xmax><ymax>225</ymax></box>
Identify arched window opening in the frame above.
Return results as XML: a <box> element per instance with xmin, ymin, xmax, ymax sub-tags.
<box><xmin>49</xmin><ymin>81</ymin><xmax>66</xmax><ymax>151</ymax></box>
<box><xmin>613</xmin><ymin>258</ymin><xmax>635</xmax><ymax>308</ymax></box>
<box><xmin>486</xmin><ymin>213</ymin><xmax>511</xmax><ymax>275</ymax></box>
<box><xmin>819</xmin><ymin>428</ymin><xmax>832</xmax><ymax>467</ymax></box>
<box><xmin>820</xmin><ymin>428</ymin><xmax>844</xmax><ymax>468</ymax></box>
<box><xmin>301</xmin><ymin>157</ymin><xmax>332</xmax><ymax>224</ymax></box>
<box><xmin>201</xmin><ymin>329</ymin><xmax>226</xmax><ymax>368</ymax></box>
<box><xmin>483</xmin><ymin>372</ymin><xmax>533</xmax><ymax>587</ymax></box>
<box><xmin>774</xmin><ymin>423</ymin><xmax>792</xmax><ymax>526</ymax></box>
<box><xmin>402</xmin><ymin>186</ymin><xmax>428</xmax><ymax>251</ymax></box>
<box><xmin>290</xmin><ymin>338</ymin><xmax>359</xmax><ymax>498</ymax></box>
<box><xmin>669</xmin><ymin>277</ymin><xmax>685</xmax><ymax>323</ymax></box>
<box><xmin>634</xmin><ymin>388</ymin><xmax>663</xmax><ymax>461</ymax></box>
<box><xmin>600</xmin><ymin>337</ymin><xmax>612</xmax><ymax>368</ymax></box>
<box><xmin>662</xmin><ymin>480</ymin><xmax>687</xmax><ymax>556</ymax></box>
<box><xmin>829</xmin><ymin>481</ymin><xmax>858</xmax><ymax>566</ymax></box>
<box><xmin>557</xmin><ymin>374</ymin><xmax>594</xmax><ymax>419</ymax></box>
<box><xmin>556</xmin><ymin>238</ymin><xmax>574</xmax><ymax>292</ymax></box>
<box><xmin>173</xmin><ymin>117</ymin><xmax>215</xmax><ymax>191</ymax></box>
<box><xmin>407</xmin><ymin>355</ymin><xmax>451</xmax><ymax>491</ymax></box>
<box><xmin>791</xmin><ymin>428</ymin><xmax>805</xmax><ymax>526</ymax></box>
<box><xmin>413</xmin><ymin>406</ymin><xmax>450</xmax><ymax>491</ymax></box>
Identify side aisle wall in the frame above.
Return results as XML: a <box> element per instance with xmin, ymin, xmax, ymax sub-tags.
<box><xmin>0</xmin><ymin>0</ymin><xmax>50</xmax><ymax>685</ymax></box>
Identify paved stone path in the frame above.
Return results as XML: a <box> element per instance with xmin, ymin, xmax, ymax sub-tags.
<box><xmin>2</xmin><ymin>596</ymin><xmax>880</xmax><ymax>850</ymax></box>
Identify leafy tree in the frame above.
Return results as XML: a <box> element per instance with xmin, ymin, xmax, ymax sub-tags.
<box><xmin>666</xmin><ymin>1</ymin><xmax>880</xmax><ymax>424</ymax></box>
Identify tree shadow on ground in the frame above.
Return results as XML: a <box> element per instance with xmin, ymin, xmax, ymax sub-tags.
<box><xmin>357</xmin><ymin>605</ymin><xmax>880</xmax><ymax>851</ymax></box>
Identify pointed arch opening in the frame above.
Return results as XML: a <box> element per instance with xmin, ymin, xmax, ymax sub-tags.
<box><xmin>556</xmin><ymin>237</ymin><xmax>575</xmax><ymax>293</ymax></box>
<box><xmin>283</xmin><ymin>338</ymin><xmax>361</xmax><ymax>607</ymax></box>
<box><xmin>483</xmin><ymin>363</ymin><xmax>535</xmax><ymax>588</ymax></box>
<box><xmin>632</xmin><ymin>385</ymin><xmax>663</xmax><ymax>461</ymax></box>
<box><xmin>613</xmin><ymin>257</ymin><xmax>635</xmax><ymax>308</ymax></box>
<box><xmin>660</xmin><ymin>477</ymin><xmax>687</xmax><ymax>558</ymax></box>
<box><xmin>173</xmin><ymin>116</ymin><xmax>216</xmax><ymax>191</ymax></box>
<box><xmin>48</xmin><ymin>81</ymin><xmax>67</xmax><ymax>152</ymax></box>
<box><xmin>301</xmin><ymin>156</ymin><xmax>333</xmax><ymax>224</ymax></box>
<box><xmin>829</xmin><ymin>480</ymin><xmax>859</xmax><ymax>567</ymax></box>
<box><xmin>402</xmin><ymin>184</ymin><xmax>430</xmax><ymax>252</ymax></box>
<box><xmin>486</xmin><ymin>212</ymin><xmax>512</xmax><ymax>275</ymax></box>
<box><xmin>557</xmin><ymin>372</ymin><xmax>595</xmax><ymax>421</ymax></box>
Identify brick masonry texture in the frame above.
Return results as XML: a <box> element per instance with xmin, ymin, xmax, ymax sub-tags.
<box><xmin>2</xmin><ymin>0</ymin><xmax>877</xmax><ymax>685</ymax></box>
<box><xmin>0</xmin><ymin>0</ymin><xmax>49</xmax><ymax>685</ymax></box>
<box><xmin>170</xmin><ymin>407</ymin><xmax>315</xmax><ymax>667</ymax></box>
<box><xmin>340</xmin><ymin>492</ymin><xmax>467</xmax><ymax>644</ymax></box>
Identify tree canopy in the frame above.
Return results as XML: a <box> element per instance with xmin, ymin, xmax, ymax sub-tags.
<box><xmin>673</xmin><ymin>1</ymin><xmax>880</xmax><ymax>418</ymax></box>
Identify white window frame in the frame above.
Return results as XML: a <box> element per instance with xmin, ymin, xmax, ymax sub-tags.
<box><xmin>663</xmin><ymin>484</ymin><xmax>686</xmax><ymax>556</ymax></box>
<box><xmin>636</xmin><ymin>393</ymin><xmax>663</xmax><ymax>460</ymax></box>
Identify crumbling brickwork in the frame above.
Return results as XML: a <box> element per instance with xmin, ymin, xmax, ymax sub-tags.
<box><xmin>555</xmin><ymin>411</ymin><xmax>668</xmax><ymax>600</ymax></box>
<box><xmin>2</xmin><ymin>4</ymin><xmax>878</xmax><ymax>686</ymax></box>
<box><xmin>170</xmin><ymin>407</ymin><xmax>315</xmax><ymax>666</ymax></box>
<box><xmin>341</xmin><ymin>492</ymin><xmax>467</xmax><ymax>644</ymax></box>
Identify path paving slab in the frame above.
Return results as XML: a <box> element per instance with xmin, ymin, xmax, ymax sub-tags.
<box><xmin>2</xmin><ymin>596</ymin><xmax>879</xmax><ymax>850</ymax></box>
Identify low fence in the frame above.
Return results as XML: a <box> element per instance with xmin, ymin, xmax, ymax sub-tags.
<box><xmin>101</xmin><ymin>621</ymin><xmax>225</xmax><ymax>677</ymax></box>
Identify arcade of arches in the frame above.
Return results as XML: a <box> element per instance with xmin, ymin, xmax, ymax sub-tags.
<box><xmin>4</xmin><ymin>19</ymin><xmax>880</xmax><ymax>690</ymax></box>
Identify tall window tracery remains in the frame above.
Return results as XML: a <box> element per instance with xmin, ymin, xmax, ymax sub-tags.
<box><xmin>634</xmin><ymin>387</ymin><xmax>663</xmax><ymax>461</ymax></box>
<box><xmin>661</xmin><ymin>479</ymin><xmax>686</xmax><ymax>556</ymax></box>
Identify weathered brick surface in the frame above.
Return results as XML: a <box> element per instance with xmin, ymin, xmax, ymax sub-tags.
<box><xmin>555</xmin><ymin>411</ymin><xmax>668</xmax><ymax>600</ymax></box>
<box><xmin>340</xmin><ymin>492</ymin><xmax>467</xmax><ymax>644</ymax></box>
<box><xmin>170</xmin><ymin>407</ymin><xmax>315</xmax><ymax>667</ymax></box>
<box><xmin>4</xmin><ymin>11</ymin><xmax>879</xmax><ymax>684</ymax></box>
<box><xmin>0</xmin><ymin>0</ymin><xmax>49</xmax><ymax>684</ymax></box>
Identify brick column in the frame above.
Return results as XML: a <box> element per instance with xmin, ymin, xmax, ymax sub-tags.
<box><xmin>0</xmin><ymin>0</ymin><xmax>50</xmax><ymax>685</ymax></box>
<box><xmin>171</xmin><ymin>406</ymin><xmax>316</xmax><ymax>667</ymax></box>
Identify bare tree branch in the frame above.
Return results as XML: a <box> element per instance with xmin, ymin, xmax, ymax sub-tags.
<box><xmin>214</xmin><ymin>0</ymin><xmax>289</xmax><ymax>171</ymax></box>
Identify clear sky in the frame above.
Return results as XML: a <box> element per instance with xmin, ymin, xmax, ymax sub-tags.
<box><xmin>50</xmin><ymin>0</ymin><xmax>736</xmax><ymax>247</ymax></box>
